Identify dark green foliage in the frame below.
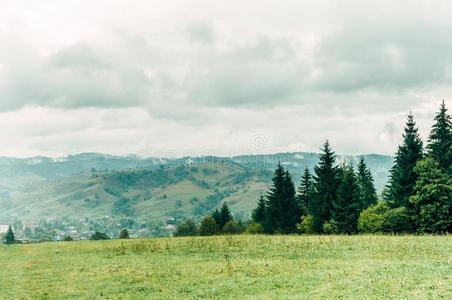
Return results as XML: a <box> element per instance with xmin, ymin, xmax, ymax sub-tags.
<box><xmin>112</xmin><ymin>197</ymin><xmax>135</xmax><ymax>217</ymax></box>
<box><xmin>409</xmin><ymin>158</ymin><xmax>452</xmax><ymax>233</ymax></box>
<box><xmin>218</xmin><ymin>202</ymin><xmax>233</xmax><ymax>228</ymax></box>
<box><xmin>222</xmin><ymin>221</ymin><xmax>244</xmax><ymax>234</ymax></box>
<box><xmin>357</xmin><ymin>158</ymin><xmax>378</xmax><ymax>209</ymax></box>
<box><xmin>252</xmin><ymin>196</ymin><xmax>266</xmax><ymax>224</ymax></box>
<box><xmin>119</xmin><ymin>229</ymin><xmax>130</xmax><ymax>239</ymax></box>
<box><xmin>175</xmin><ymin>219</ymin><xmax>199</xmax><ymax>237</ymax></box>
<box><xmin>211</xmin><ymin>208</ymin><xmax>221</xmax><ymax>226</ymax></box>
<box><xmin>63</xmin><ymin>236</ymin><xmax>73</xmax><ymax>241</ymax></box>
<box><xmin>90</xmin><ymin>231</ymin><xmax>110</xmax><ymax>240</ymax></box>
<box><xmin>298</xmin><ymin>167</ymin><xmax>314</xmax><ymax>215</ymax></box>
<box><xmin>331</xmin><ymin>164</ymin><xmax>361</xmax><ymax>234</ymax></box>
<box><xmin>4</xmin><ymin>226</ymin><xmax>15</xmax><ymax>244</ymax></box>
<box><xmin>427</xmin><ymin>101</ymin><xmax>452</xmax><ymax>174</ymax></box>
<box><xmin>311</xmin><ymin>141</ymin><xmax>340</xmax><ymax>232</ymax></box>
<box><xmin>199</xmin><ymin>215</ymin><xmax>219</xmax><ymax>236</ymax></box>
<box><xmin>263</xmin><ymin>163</ymin><xmax>300</xmax><ymax>233</ymax></box>
<box><xmin>385</xmin><ymin>113</ymin><xmax>423</xmax><ymax>208</ymax></box>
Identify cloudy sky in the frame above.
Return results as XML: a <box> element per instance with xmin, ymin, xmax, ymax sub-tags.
<box><xmin>0</xmin><ymin>0</ymin><xmax>451</xmax><ymax>158</ymax></box>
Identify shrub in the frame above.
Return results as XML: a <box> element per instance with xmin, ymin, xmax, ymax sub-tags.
<box><xmin>90</xmin><ymin>231</ymin><xmax>110</xmax><ymax>240</ymax></box>
<box><xmin>296</xmin><ymin>215</ymin><xmax>315</xmax><ymax>234</ymax></box>
<box><xmin>119</xmin><ymin>229</ymin><xmax>130</xmax><ymax>239</ymax></box>
<box><xmin>199</xmin><ymin>216</ymin><xmax>219</xmax><ymax>236</ymax></box>
<box><xmin>223</xmin><ymin>221</ymin><xmax>244</xmax><ymax>234</ymax></box>
<box><xmin>245</xmin><ymin>222</ymin><xmax>264</xmax><ymax>234</ymax></box>
<box><xmin>358</xmin><ymin>202</ymin><xmax>412</xmax><ymax>233</ymax></box>
<box><xmin>175</xmin><ymin>219</ymin><xmax>199</xmax><ymax>237</ymax></box>
<box><xmin>358</xmin><ymin>203</ymin><xmax>387</xmax><ymax>233</ymax></box>
<box><xmin>323</xmin><ymin>220</ymin><xmax>340</xmax><ymax>234</ymax></box>
<box><xmin>63</xmin><ymin>236</ymin><xmax>73</xmax><ymax>241</ymax></box>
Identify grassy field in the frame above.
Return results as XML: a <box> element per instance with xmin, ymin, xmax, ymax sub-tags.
<box><xmin>0</xmin><ymin>235</ymin><xmax>451</xmax><ymax>299</ymax></box>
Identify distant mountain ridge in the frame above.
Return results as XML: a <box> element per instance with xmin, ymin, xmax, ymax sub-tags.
<box><xmin>0</xmin><ymin>152</ymin><xmax>393</xmax><ymax>224</ymax></box>
<box><xmin>0</xmin><ymin>152</ymin><xmax>393</xmax><ymax>195</ymax></box>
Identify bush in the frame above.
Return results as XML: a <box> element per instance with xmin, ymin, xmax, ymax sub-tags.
<box><xmin>245</xmin><ymin>222</ymin><xmax>264</xmax><ymax>234</ymax></box>
<box><xmin>358</xmin><ymin>203</ymin><xmax>387</xmax><ymax>233</ymax></box>
<box><xmin>358</xmin><ymin>202</ymin><xmax>412</xmax><ymax>233</ymax></box>
<box><xmin>199</xmin><ymin>216</ymin><xmax>219</xmax><ymax>236</ymax></box>
<box><xmin>296</xmin><ymin>215</ymin><xmax>315</xmax><ymax>234</ymax></box>
<box><xmin>63</xmin><ymin>236</ymin><xmax>73</xmax><ymax>241</ymax></box>
<box><xmin>119</xmin><ymin>229</ymin><xmax>130</xmax><ymax>239</ymax></box>
<box><xmin>175</xmin><ymin>219</ymin><xmax>199</xmax><ymax>237</ymax></box>
<box><xmin>323</xmin><ymin>220</ymin><xmax>340</xmax><ymax>234</ymax></box>
<box><xmin>90</xmin><ymin>231</ymin><xmax>110</xmax><ymax>240</ymax></box>
<box><xmin>223</xmin><ymin>221</ymin><xmax>244</xmax><ymax>234</ymax></box>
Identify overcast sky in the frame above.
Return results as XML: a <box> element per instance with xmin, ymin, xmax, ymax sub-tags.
<box><xmin>0</xmin><ymin>0</ymin><xmax>451</xmax><ymax>158</ymax></box>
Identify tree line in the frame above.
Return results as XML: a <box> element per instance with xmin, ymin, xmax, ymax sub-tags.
<box><xmin>178</xmin><ymin>101</ymin><xmax>450</xmax><ymax>236</ymax></box>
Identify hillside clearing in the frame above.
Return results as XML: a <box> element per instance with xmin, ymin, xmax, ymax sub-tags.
<box><xmin>1</xmin><ymin>235</ymin><xmax>451</xmax><ymax>299</ymax></box>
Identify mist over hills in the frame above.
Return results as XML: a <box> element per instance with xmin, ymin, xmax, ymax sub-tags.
<box><xmin>0</xmin><ymin>152</ymin><xmax>393</xmax><ymax>224</ymax></box>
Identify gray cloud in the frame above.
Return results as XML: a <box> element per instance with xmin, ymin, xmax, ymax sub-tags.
<box><xmin>0</xmin><ymin>0</ymin><xmax>451</xmax><ymax>156</ymax></box>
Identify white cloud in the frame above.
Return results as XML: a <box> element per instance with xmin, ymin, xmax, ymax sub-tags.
<box><xmin>0</xmin><ymin>0</ymin><xmax>450</xmax><ymax>157</ymax></box>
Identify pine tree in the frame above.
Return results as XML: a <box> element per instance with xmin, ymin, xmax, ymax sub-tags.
<box><xmin>252</xmin><ymin>195</ymin><xmax>266</xmax><ymax>224</ymax></box>
<box><xmin>385</xmin><ymin>113</ymin><xmax>423</xmax><ymax>208</ymax></box>
<box><xmin>4</xmin><ymin>225</ymin><xmax>15</xmax><ymax>244</ymax></box>
<box><xmin>218</xmin><ymin>202</ymin><xmax>233</xmax><ymax>228</ymax></box>
<box><xmin>278</xmin><ymin>170</ymin><xmax>301</xmax><ymax>233</ymax></box>
<box><xmin>212</xmin><ymin>208</ymin><xmax>221</xmax><ymax>227</ymax></box>
<box><xmin>332</xmin><ymin>164</ymin><xmax>361</xmax><ymax>233</ymax></box>
<box><xmin>357</xmin><ymin>157</ymin><xmax>378</xmax><ymax>209</ymax></box>
<box><xmin>311</xmin><ymin>141</ymin><xmax>340</xmax><ymax>232</ymax></box>
<box><xmin>409</xmin><ymin>158</ymin><xmax>452</xmax><ymax>233</ymax></box>
<box><xmin>298</xmin><ymin>167</ymin><xmax>314</xmax><ymax>215</ymax></box>
<box><xmin>264</xmin><ymin>163</ymin><xmax>286</xmax><ymax>233</ymax></box>
<box><xmin>427</xmin><ymin>100</ymin><xmax>452</xmax><ymax>174</ymax></box>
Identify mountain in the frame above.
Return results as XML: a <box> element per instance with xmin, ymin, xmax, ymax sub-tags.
<box><xmin>0</xmin><ymin>152</ymin><xmax>393</xmax><ymax>224</ymax></box>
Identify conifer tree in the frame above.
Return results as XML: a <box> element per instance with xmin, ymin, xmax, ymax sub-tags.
<box><xmin>311</xmin><ymin>141</ymin><xmax>340</xmax><ymax>232</ymax></box>
<box><xmin>264</xmin><ymin>163</ymin><xmax>286</xmax><ymax>233</ymax></box>
<box><xmin>218</xmin><ymin>202</ymin><xmax>233</xmax><ymax>228</ymax></box>
<box><xmin>409</xmin><ymin>158</ymin><xmax>452</xmax><ymax>233</ymax></box>
<box><xmin>252</xmin><ymin>195</ymin><xmax>266</xmax><ymax>224</ymax></box>
<box><xmin>357</xmin><ymin>157</ymin><xmax>378</xmax><ymax>209</ymax></box>
<box><xmin>298</xmin><ymin>167</ymin><xmax>314</xmax><ymax>215</ymax></box>
<box><xmin>332</xmin><ymin>164</ymin><xmax>361</xmax><ymax>233</ymax></box>
<box><xmin>278</xmin><ymin>170</ymin><xmax>301</xmax><ymax>233</ymax></box>
<box><xmin>427</xmin><ymin>100</ymin><xmax>452</xmax><ymax>174</ymax></box>
<box><xmin>212</xmin><ymin>208</ymin><xmax>221</xmax><ymax>227</ymax></box>
<box><xmin>4</xmin><ymin>225</ymin><xmax>15</xmax><ymax>244</ymax></box>
<box><xmin>385</xmin><ymin>113</ymin><xmax>423</xmax><ymax>208</ymax></box>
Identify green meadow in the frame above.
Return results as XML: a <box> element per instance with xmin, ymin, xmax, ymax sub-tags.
<box><xmin>1</xmin><ymin>235</ymin><xmax>451</xmax><ymax>299</ymax></box>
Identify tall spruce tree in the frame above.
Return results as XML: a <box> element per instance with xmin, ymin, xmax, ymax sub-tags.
<box><xmin>264</xmin><ymin>163</ymin><xmax>285</xmax><ymax>233</ymax></box>
<box><xmin>427</xmin><ymin>100</ymin><xmax>452</xmax><ymax>174</ymax></box>
<box><xmin>332</xmin><ymin>164</ymin><xmax>361</xmax><ymax>233</ymax></box>
<box><xmin>385</xmin><ymin>113</ymin><xmax>423</xmax><ymax>208</ymax></box>
<box><xmin>218</xmin><ymin>202</ymin><xmax>233</xmax><ymax>228</ymax></box>
<box><xmin>357</xmin><ymin>157</ymin><xmax>378</xmax><ymax>209</ymax></box>
<box><xmin>252</xmin><ymin>195</ymin><xmax>266</xmax><ymax>224</ymax></box>
<box><xmin>298</xmin><ymin>167</ymin><xmax>314</xmax><ymax>215</ymax></box>
<box><xmin>312</xmin><ymin>141</ymin><xmax>340</xmax><ymax>232</ymax></box>
<box><xmin>212</xmin><ymin>208</ymin><xmax>221</xmax><ymax>227</ymax></box>
<box><xmin>264</xmin><ymin>163</ymin><xmax>299</xmax><ymax>233</ymax></box>
<box><xmin>278</xmin><ymin>170</ymin><xmax>301</xmax><ymax>233</ymax></box>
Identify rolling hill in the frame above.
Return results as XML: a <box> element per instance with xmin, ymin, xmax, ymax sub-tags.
<box><xmin>0</xmin><ymin>152</ymin><xmax>393</xmax><ymax>224</ymax></box>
